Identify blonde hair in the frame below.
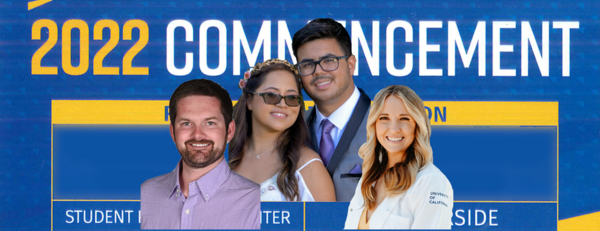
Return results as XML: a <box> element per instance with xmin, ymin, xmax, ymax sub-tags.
<box><xmin>359</xmin><ymin>85</ymin><xmax>433</xmax><ymax>209</ymax></box>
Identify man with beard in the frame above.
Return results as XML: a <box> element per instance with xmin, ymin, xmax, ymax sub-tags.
<box><xmin>141</xmin><ymin>79</ymin><xmax>260</xmax><ymax>229</ymax></box>
<box><xmin>292</xmin><ymin>18</ymin><xmax>371</xmax><ymax>202</ymax></box>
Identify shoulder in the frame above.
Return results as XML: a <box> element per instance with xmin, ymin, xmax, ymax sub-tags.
<box><xmin>410</xmin><ymin>163</ymin><xmax>453</xmax><ymax>194</ymax></box>
<box><xmin>415</xmin><ymin>163</ymin><xmax>451</xmax><ymax>185</ymax></box>
<box><xmin>219</xmin><ymin>171</ymin><xmax>261</xmax><ymax>228</ymax></box>
<box><xmin>220</xmin><ymin>171</ymin><xmax>260</xmax><ymax>202</ymax></box>
<box><xmin>305</xmin><ymin>107</ymin><xmax>315</xmax><ymax>121</ymax></box>
<box><xmin>141</xmin><ymin>171</ymin><xmax>175</xmax><ymax>199</ymax></box>
<box><xmin>221</xmin><ymin>171</ymin><xmax>260</xmax><ymax>207</ymax></box>
<box><xmin>404</xmin><ymin>164</ymin><xmax>454</xmax><ymax>220</ymax></box>
<box><xmin>297</xmin><ymin>146</ymin><xmax>322</xmax><ymax>169</ymax></box>
<box><xmin>141</xmin><ymin>172</ymin><xmax>174</xmax><ymax>191</ymax></box>
<box><xmin>359</xmin><ymin>105</ymin><xmax>370</xmax><ymax>125</ymax></box>
<box><xmin>227</xmin><ymin>170</ymin><xmax>260</xmax><ymax>191</ymax></box>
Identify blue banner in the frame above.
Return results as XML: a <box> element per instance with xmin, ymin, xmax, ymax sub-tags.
<box><xmin>1</xmin><ymin>0</ymin><xmax>598</xmax><ymax>230</ymax></box>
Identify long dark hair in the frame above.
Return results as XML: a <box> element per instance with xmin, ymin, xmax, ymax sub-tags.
<box><xmin>228</xmin><ymin>60</ymin><xmax>311</xmax><ymax>201</ymax></box>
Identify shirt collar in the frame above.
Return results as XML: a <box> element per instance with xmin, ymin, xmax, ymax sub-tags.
<box><xmin>167</xmin><ymin>161</ymin><xmax>182</xmax><ymax>199</ymax></box>
<box><xmin>315</xmin><ymin>86</ymin><xmax>360</xmax><ymax>131</ymax></box>
<box><xmin>167</xmin><ymin>158</ymin><xmax>231</xmax><ymax>202</ymax></box>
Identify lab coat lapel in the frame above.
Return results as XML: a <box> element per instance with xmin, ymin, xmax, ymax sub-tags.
<box><xmin>346</xmin><ymin>196</ymin><xmax>364</xmax><ymax>229</ymax></box>
<box><xmin>368</xmin><ymin>193</ymin><xmax>404</xmax><ymax>229</ymax></box>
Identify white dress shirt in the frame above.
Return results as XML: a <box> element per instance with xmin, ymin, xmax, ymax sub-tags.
<box><xmin>344</xmin><ymin>163</ymin><xmax>454</xmax><ymax>229</ymax></box>
<box><xmin>315</xmin><ymin>86</ymin><xmax>360</xmax><ymax>149</ymax></box>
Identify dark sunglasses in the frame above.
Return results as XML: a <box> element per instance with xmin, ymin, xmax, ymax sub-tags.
<box><xmin>250</xmin><ymin>92</ymin><xmax>302</xmax><ymax>107</ymax></box>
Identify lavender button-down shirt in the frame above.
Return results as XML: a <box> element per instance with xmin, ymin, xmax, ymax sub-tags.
<box><xmin>140</xmin><ymin>158</ymin><xmax>260</xmax><ymax>229</ymax></box>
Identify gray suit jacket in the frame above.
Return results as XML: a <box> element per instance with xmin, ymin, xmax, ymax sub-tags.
<box><xmin>305</xmin><ymin>88</ymin><xmax>371</xmax><ymax>202</ymax></box>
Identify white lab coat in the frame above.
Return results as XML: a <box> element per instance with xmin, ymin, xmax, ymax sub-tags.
<box><xmin>344</xmin><ymin>163</ymin><xmax>453</xmax><ymax>229</ymax></box>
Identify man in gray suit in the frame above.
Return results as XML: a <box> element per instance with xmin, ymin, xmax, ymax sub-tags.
<box><xmin>292</xmin><ymin>18</ymin><xmax>371</xmax><ymax>202</ymax></box>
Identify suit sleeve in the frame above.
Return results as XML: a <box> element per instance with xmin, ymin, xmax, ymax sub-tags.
<box><xmin>409</xmin><ymin>173</ymin><xmax>454</xmax><ymax>229</ymax></box>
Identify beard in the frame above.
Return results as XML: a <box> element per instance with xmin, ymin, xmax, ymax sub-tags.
<box><xmin>176</xmin><ymin>138</ymin><xmax>225</xmax><ymax>169</ymax></box>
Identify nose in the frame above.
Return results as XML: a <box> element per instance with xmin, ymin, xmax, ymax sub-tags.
<box><xmin>192</xmin><ymin>124</ymin><xmax>206</xmax><ymax>139</ymax></box>
<box><xmin>389</xmin><ymin>120</ymin><xmax>401</xmax><ymax>132</ymax></box>
<box><xmin>313</xmin><ymin>62</ymin><xmax>327</xmax><ymax>76</ymax></box>
<box><xmin>275</xmin><ymin>96</ymin><xmax>287</xmax><ymax>108</ymax></box>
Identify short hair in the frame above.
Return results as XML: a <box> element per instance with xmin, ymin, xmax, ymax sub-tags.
<box><xmin>292</xmin><ymin>18</ymin><xmax>352</xmax><ymax>58</ymax></box>
<box><xmin>169</xmin><ymin>79</ymin><xmax>233</xmax><ymax>131</ymax></box>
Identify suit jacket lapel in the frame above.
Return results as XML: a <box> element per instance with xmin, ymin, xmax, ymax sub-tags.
<box><xmin>306</xmin><ymin>106</ymin><xmax>319</xmax><ymax>152</ymax></box>
<box><xmin>325</xmin><ymin>88</ymin><xmax>371</xmax><ymax>176</ymax></box>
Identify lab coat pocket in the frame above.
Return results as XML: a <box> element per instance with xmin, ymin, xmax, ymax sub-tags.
<box><xmin>382</xmin><ymin>214</ymin><xmax>412</xmax><ymax>229</ymax></box>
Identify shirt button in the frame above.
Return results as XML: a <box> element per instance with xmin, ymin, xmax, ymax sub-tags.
<box><xmin>185</xmin><ymin>209</ymin><xmax>189</xmax><ymax>215</ymax></box>
<box><xmin>350</xmin><ymin>208</ymin><xmax>353</xmax><ymax>212</ymax></box>
<box><xmin>205</xmin><ymin>194</ymin><xmax>210</xmax><ymax>199</ymax></box>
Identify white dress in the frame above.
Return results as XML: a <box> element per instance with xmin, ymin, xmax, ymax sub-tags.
<box><xmin>260</xmin><ymin>158</ymin><xmax>322</xmax><ymax>201</ymax></box>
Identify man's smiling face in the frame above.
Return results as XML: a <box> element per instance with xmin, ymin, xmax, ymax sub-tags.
<box><xmin>296</xmin><ymin>38</ymin><xmax>356</xmax><ymax>105</ymax></box>
<box><xmin>170</xmin><ymin>95</ymin><xmax>233</xmax><ymax>168</ymax></box>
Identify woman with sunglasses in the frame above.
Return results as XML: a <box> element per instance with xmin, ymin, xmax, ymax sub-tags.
<box><xmin>229</xmin><ymin>59</ymin><xmax>336</xmax><ymax>202</ymax></box>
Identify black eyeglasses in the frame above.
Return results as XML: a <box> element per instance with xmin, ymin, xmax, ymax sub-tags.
<box><xmin>296</xmin><ymin>55</ymin><xmax>350</xmax><ymax>76</ymax></box>
<box><xmin>250</xmin><ymin>92</ymin><xmax>303</xmax><ymax>107</ymax></box>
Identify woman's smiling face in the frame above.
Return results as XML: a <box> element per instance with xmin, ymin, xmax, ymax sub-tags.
<box><xmin>247</xmin><ymin>70</ymin><xmax>301</xmax><ymax>133</ymax></box>
<box><xmin>375</xmin><ymin>96</ymin><xmax>416</xmax><ymax>159</ymax></box>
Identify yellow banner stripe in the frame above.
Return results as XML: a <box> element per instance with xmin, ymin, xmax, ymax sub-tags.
<box><xmin>558</xmin><ymin>211</ymin><xmax>600</xmax><ymax>231</ymax></box>
<box><xmin>52</xmin><ymin>100</ymin><xmax>557</xmax><ymax>126</ymax></box>
<box><xmin>28</xmin><ymin>0</ymin><xmax>52</xmax><ymax>10</ymax></box>
<box><xmin>424</xmin><ymin>101</ymin><xmax>558</xmax><ymax>126</ymax></box>
<box><xmin>52</xmin><ymin>100</ymin><xmax>169</xmax><ymax>125</ymax></box>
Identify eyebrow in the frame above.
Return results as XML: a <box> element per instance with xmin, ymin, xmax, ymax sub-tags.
<box><xmin>379</xmin><ymin>113</ymin><xmax>411</xmax><ymax>116</ymax></box>
<box><xmin>319</xmin><ymin>53</ymin><xmax>338</xmax><ymax>59</ymax></box>
<box><xmin>263</xmin><ymin>87</ymin><xmax>280</xmax><ymax>91</ymax></box>
<box><xmin>263</xmin><ymin>87</ymin><xmax>299</xmax><ymax>94</ymax></box>
<box><xmin>203</xmin><ymin>116</ymin><xmax>219</xmax><ymax>121</ymax></box>
<box><xmin>299</xmin><ymin>53</ymin><xmax>338</xmax><ymax>63</ymax></box>
<box><xmin>176</xmin><ymin>116</ymin><xmax>220</xmax><ymax>122</ymax></box>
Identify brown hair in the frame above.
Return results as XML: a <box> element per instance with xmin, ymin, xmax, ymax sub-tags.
<box><xmin>228</xmin><ymin>59</ymin><xmax>311</xmax><ymax>201</ymax></box>
<box><xmin>359</xmin><ymin>85</ymin><xmax>433</xmax><ymax>209</ymax></box>
<box><xmin>169</xmin><ymin>79</ymin><xmax>232</xmax><ymax>131</ymax></box>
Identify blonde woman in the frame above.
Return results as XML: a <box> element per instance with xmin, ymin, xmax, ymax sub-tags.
<box><xmin>344</xmin><ymin>85</ymin><xmax>453</xmax><ymax>229</ymax></box>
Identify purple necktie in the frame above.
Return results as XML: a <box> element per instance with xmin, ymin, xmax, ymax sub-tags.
<box><xmin>319</xmin><ymin>119</ymin><xmax>336</xmax><ymax>166</ymax></box>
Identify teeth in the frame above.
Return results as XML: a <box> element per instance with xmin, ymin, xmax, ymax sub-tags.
<box><xmin>387</xmin><ymin>137</ymin><xmax>403</xmax><ymax>141</ymax></box>
<box><xmin>272</xmin><ymin>113</ymin><xmax>286</xmax><ymax>117</ymax></box>
<box><xmin>317</xmin><ymin>81</ymin><xmax>331</xmax><ymax>86</ymax></box>
<box><xmin>192</xmin><ymin>144</ymin><xmax>209</xmax><ymax>147</ymax></box>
